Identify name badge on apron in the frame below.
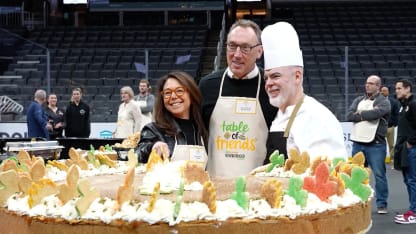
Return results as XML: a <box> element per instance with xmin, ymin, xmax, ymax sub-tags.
<box><xmin>189</xmin><ymin>147</ymin><xmax>205</xmax><ymax>163</ymax></box>
<box><xmin>171</xmin><ymin>143</ymin><xmax>208</xmax><ymax>168</ymax></box>
<box><xmin>235</xmin><ymin>99</ymin><xmax>257</xmax><ymax>114</ymax></box>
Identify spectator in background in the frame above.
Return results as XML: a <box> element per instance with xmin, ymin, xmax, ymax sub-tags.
<box><xmin>381</xmin><ymin>86</ymin><xmax>400</xmax><ymax>160</ymax></box>
<box><xmin>137</xmin><ymin>71</ymin><xmax>208</xmax><ymax>167</ymax></box>
<box><xmin>114</xmin><ymin>86</ymin><xmax>142</xmax><ymax>138</ymax></box>
<box><xmin>347</xmin><ymin>75</ymin><xmax>390</xmax><ymax>214</ymax></box>
<box><xmin>44</xmin><ymin>93</ymin><xmax>65</xmax><ymax>140</ymax></box>
<box><xmin>27</xmin><ymin>89</ymin><xmax>52</xmax><ymax>139</ymax></box>
<box><xmin>134</xmin><ymin>79</ymin><xmax>155</xmax><ymax>130</ymax></box>
<box><xmin>393</xmin><ymin>79</ymin><xmax>416</xmax><ymax>224</ymax></box>
<box><xmin>65</xmin><ymin>87</ymin><xmax>90</xmax><ymax>138</ymax></box>
<box><xmin>198</xmin><ymin>19</ymin><xmax>277</xmax><ymax>177</ymax></box>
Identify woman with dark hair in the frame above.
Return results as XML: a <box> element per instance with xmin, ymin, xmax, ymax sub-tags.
<box><xmin>44</xmin><ymin>93</ymin><xmax>65</xmax><ymax>140</ymax></box>
<box><xmin>137</xmin><ymin>71</ymin><xmax>208</xmax><ymax>167</ymax></box>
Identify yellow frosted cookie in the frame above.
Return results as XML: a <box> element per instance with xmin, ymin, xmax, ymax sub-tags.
<box><xmin>183</xmin><ymin>161</ymin><xmax>209</xmax><ymax>185</ymax></box>
<box><xmin>147</xmin><ymin>182</ymin><xmax>160</xmax><ymax>213</ymax></box>
<box><xmin>261</xmin><ymin>178</ymin><xmax>283</xmax><ymax>208</ymax></box>
<box><xmin>116</xmin><ymin>167</ymin><xmax>135</xmax><ymax>209</ymax></box>
<box><xmin>58</xmin><ymin>165</ymin><xmax>80</xmax><ymax>204</ymax></box>
<box><xmin>202</xmin><ymin>181</ymin><xmax>216</xmax><ymax>213</ymax></box>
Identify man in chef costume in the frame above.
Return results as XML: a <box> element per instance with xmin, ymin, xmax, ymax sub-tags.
<box><xmin>261</xmin><ymin>21</ymin><xmax>347</xmax><ymax>162</ymax></box>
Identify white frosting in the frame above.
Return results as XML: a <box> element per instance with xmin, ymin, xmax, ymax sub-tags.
<box><xmin>173</xmin><ymin>201</ymin><xmax>216</xmax><ymax>225</ymax></box>
<box><xmin>255</xmin><ymin>166</ymin><xmax>310</xmax><ymax>178</ymax></box>
<box><xmin>83</xmin><ymin>197</ymin><xmax>117</xmax><ymax>223</ymax></box>
<box><xmin>140</xmin><ymin>161</ymin><xmax>203</xmax><ymax>194</ymax></box>
<box><xmin>3</xmin><ymin>161</ymin><xmax>374</xmax><ymax>227</ymax></box>
<box><xmin>46</xmin><ymin>161</ymin><xmax>145</xmax><ymax>182</ymax></box>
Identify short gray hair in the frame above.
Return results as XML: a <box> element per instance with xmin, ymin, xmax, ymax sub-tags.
<box><xmin>34</xmin><ymin>89</ymin><xmax>46</xmax><ymax>100</ymax></box>
<box><xmin>228</xmin><ymin>19</ymin><xmax>262</xmax><ymax>44</ymax></box>
<box><xmin>120</xmin><ymin>86</ymin><xmax>134</xmax><ymax>98</ymax></box>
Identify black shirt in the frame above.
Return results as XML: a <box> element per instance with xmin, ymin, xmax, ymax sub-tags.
<box><xmin>198</xmin><ymin>68</ymin><xmax>278</xmax><ymax>130</ymax></box>
<box><xmin>65</xmin><ymin>100</ymin><xmax>91</xmax><ymax>137</ymax></box>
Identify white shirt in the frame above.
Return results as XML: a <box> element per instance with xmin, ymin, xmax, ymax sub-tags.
<box><xmin>270</xmin><ymin>95</ymin><xmax>347</xmax><ymax>161</ymax></box>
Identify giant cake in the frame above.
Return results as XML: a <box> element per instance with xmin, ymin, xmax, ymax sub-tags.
<box><xmin>0</xmin><ymin>149</ymin><xmax>372</xmax><ymax>234</ymax></box>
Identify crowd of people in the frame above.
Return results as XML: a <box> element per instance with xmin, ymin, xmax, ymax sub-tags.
<box><xmin>25</xmin><ymin>19</ymin><xmax>416</xmax><ymax>225</ymax></box>
<box><xmin>27</xmin><ymin>82</ymin><xmax>154</xmax><ymax>140</ymax></box>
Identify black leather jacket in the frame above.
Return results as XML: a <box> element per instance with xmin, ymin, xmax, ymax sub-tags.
<box><xmin>137</xmin><ymin>122</ymin><xmax>204</xmax><ymax>163</ymax></box>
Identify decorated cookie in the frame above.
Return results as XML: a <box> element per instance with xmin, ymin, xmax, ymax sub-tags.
<box><xmin>202</xmin><ymin>180</ymin><xmax>216</xmax><ymax>213</ymax></box>
<box><xmin>47</xmin><ymin>160</ymin><xmax>69</xmax><ymax>171</ymax></box>
<box><xmin>267</xmin><ymin>150</ymin><xmax>285</xmax><ymax>172</ymax></box>
<box><xmin>330</xmin><ymin>157</ymin><xmax>346</xmax><ymax>175</ymax></box>
<box><xmin>96</xmin><ymin>153</ymin><xmax>117</xmax><ymax>168</ymax></box>
<box><xmin>0</xmin><ymin>170</ymin><xmax>19</xmax><ymax>206</ymax></box>
<box><xmin>28</xmin><ymin>178</ymin><xmax>58</xmax><ymax>208</ymax></box>
<box><xmin>330</xmin><ymin>174</ymin><xmax>345</xmax><ymax>196</ymax></box>
<box><xmin>18</xmin><ymin>158</ymin><xmax>47</xmax><ymax>196</ymax></box>
<box><xmin>309</xmin><ymin>156</ymin><xmax>330</xmax><ymax>176</ymax></box>
<box><xmin>183</xmin><ymin>161</ymin><xmax>209</xmax><ymax>185</ymax></box>
<box><xmin>173</xmin><ymin>179</ymin><xmax>184</xmax><ymax>220</ymax></box>
<box><xmin>86</xmin><ymin>145</ymin><xmax>101</xmax><ymax>168</ymax></box>
<box><xmin>0</xmin><ymin>158</ymin><xmax>18</xmax><ymax>172</ymax></box>
<box><xmin>30</xmin><ymin>158</ymin><xmax>46</xmax><ymax>182</ymax></box>
<box><xmin>260</xmin><ymin>178</ymin><xmax>283</xmax><ymax>208</ymax></box>
<box><xmin>76</xmin><ymin>178</ymin><xmax>100</xmax><ymax>216</ymax></box>
<box><xmin>333</xmin><ymin>152</ymin><xmax>370</xmax><ymax>185</ymax></box>
<box><xmin>286</xmin><ymin>177</ymin><xmax>308</xmax><ymax>207</ymax></box>
<box><xmin>285</xmin><ymin>148</ymin><xmax>310</xmax><ymax>174</ymax></box>
<box><xmin>17</xmin><ymin>150</ymin><xmax>33</xmax><ymax>168</ymax></box>
<box><xmin>146</xmin><ymin>149</ymin><xmax>164</xmax><ymax>172</ymax></box>
<box><xmin>303</xmin><ymin>162</ymin><xmax>338</xmax><ymax>201</ymax></box>
<box><xmin>116</xmin><ymin>167</ymin><xmax>135</xmax><ymax>209</ymax></box>
<box><xmin>340</xmin><ymin>167</ymin><xmax>372</xmax><ymax>202</ymax></box>
<box><xmin>58</xmin><ymin>165</ymin><xmax>80</xmax><ymax>204</ymax></box>
<box><xmin>127</xmin><ymin>149</ymin><xmax>138</xmax><ymax>168</ymax></box>
<box><xmin>18</xmin><ymin>172</ymin><xmax>32</xmax><ymax>194</ymax></box>
<box><xmin>230</xmin><ymin>176</ymin><xmax>249</xmax><ymax>211</ymax></box>
<box><xmin>66</xmin><ymin>147</ymin><xmax>89</xmax><ymax>170</ymax></box>
<box><xmin>147</xmin><ymin>182</ymin><xmax>160</xmax><ymax>213</ymax></box>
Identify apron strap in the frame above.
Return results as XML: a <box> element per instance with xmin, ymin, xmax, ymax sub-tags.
<box><xmin>284</xmin><ymin>95</ymin><xmax>304</xmax><ymax>138</ymax></box>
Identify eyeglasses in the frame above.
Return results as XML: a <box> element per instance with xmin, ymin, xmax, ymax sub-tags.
<box><xmin>161</xmin><ymin>87</ymin><xmax>186</xmax><ymax>99</ymax></box>
<box><xmin>226</xmin><ymin>43</ymin><xmax>262</xmax><ymax>54</ymax></box>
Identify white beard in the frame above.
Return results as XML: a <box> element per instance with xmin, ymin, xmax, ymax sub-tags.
<box><xmin>269</xmin><ymin>96</ymin><xmax>284</xmax><ymax>108</ymax></box>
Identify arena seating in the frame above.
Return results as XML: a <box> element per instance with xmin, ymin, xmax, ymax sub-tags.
<box><xmin>0</xmin><ymin>25</ymin><xmax>208</xmax><ymax>121</ymax></box>
<box><xmin>254</xmin><ymin>1</ymin><xmax>416</xmax><ymax>119</ymax></box>
<box><xmin>1</xmin><ymin>1</ymin><xmax>416</xmax><ymax>121</ymax></box>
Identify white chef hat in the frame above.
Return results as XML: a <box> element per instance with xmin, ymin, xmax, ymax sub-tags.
<box><xmin>261</xmin><ymin>21</ymin><xmax>303</xmax><ymax>69</ymax></box>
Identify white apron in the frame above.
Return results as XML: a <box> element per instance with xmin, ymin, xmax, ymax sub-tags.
<box><xmin>137</xmin><ymin>99</ymin><xmax>153</xmax><ymax>130</ymax></box>
<box><xmin>207</xmin><ymin>72</ymin><xmax>268</xmax><ymax>177</ymax></box>
<box><xmin>351</xmin><ymin>99</ymin><xmax>380</xmax><ymax>143</ymax></box>
<box><xmin>170</xmin><ymin>138</ymin><xmax>208</xmax><ymax>168</ymax></box>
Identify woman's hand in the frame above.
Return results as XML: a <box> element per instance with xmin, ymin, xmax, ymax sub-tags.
<box><xmin>55</xmin><ymin>122</ymin><xmax>63</xmax><ymax>129</ymax></box>
<box><xmin>152</xmin><ymin>141</ymin><xmax>170</xmax><ymax>161</ymax></box>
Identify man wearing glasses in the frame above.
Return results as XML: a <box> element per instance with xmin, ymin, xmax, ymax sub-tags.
<box><xmin>348</xmin><ymin>75</ymin><xmax>391</xmax><ymax>215</ymax></box>
<box><xmin>199</xmin><ymin>19</ymin><xmax>278</xmax><ymax>177</ymax></box>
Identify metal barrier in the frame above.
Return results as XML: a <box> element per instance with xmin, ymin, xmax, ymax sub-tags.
<box><xmin>0</xmin><ymin>95</ymin><xmax>24</xmax><ymax>121</ymax></box>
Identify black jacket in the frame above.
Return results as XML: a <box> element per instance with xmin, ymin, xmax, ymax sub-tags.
<box><xmin>44</xmin><ymin>106</ymin><xmax>65</xmax><ymax>139</ymax></box>
<box><xmin>394</xmin><ymin>95</ymin><xmax>416</xmax><ymax>169</ymax></box>
<box><xmin>387</xmin><ymin>96</ymin><xmax>400</xmax><ymax>127</ymax></box>
<box><xmin>137</xmin><ymin>121</ymin><xmax>205</xmax><ymax>163</ymax></box>
<box><xmin>64</xmin><ymin>100</ymin><xmax>90</xmax><ymax>138</ymax></box>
